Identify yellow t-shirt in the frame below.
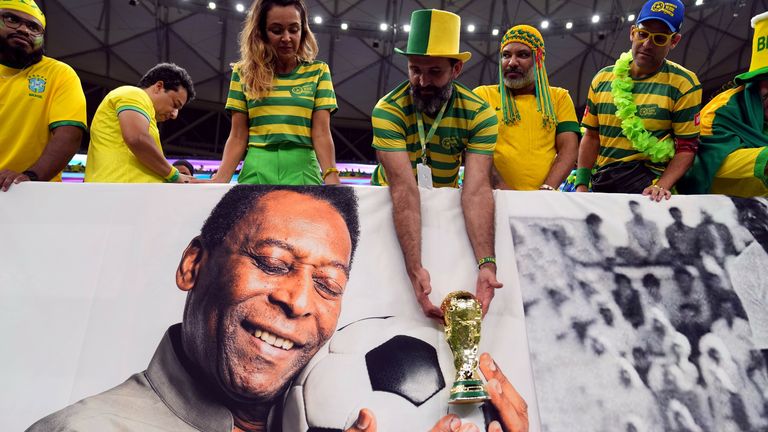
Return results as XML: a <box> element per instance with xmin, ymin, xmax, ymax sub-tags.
<box><xmin>472</xmin><ymin>85</ymin><xmax>580</xmax><ymax>190</ymax></box>
<box><xmin>0</xmin><ymin>56</ymin><xmax>87</xmax><ymax>181</ymax></box>
<box><xmin>85</xmin><ymin>86</ymin><xmax>163</xmax><ymax>183</ymax></box>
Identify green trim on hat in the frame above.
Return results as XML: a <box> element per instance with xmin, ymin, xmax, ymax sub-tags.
<box><xmin>735</xmin><ymin>66</ymin><xmax>768</xmax><ymax>84</ymax></box>
<box><xmin>407</xmin><ymin>10</ymin><xmax>431</xmax><ymax>54</ymax></box>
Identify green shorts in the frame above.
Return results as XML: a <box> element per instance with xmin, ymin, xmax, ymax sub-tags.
<box><xmin>238</xmin><ymin>144</ymin><xmax>322</xmax><ymax>185</ymax></box>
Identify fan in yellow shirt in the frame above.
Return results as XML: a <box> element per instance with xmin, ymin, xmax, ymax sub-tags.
<box><xmin>85</xmin><ymin>63</ymin><xmax>198</xmax><ymax>183</ymax></box>
<box><xmin>474</xmin><ymin>25</ymin><xmax>579</xmax><ymax>191</ymax></box>
<box><xmin>0</xmin><ymin>0</ymin><xmax>87</xmax><ymax>191</ymax></box>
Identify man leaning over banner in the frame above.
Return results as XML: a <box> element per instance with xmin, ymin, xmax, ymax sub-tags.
<box><xmin>370</xmin><ymin>9</ymin><xmax>502</xmax><ymax>320</ymax></box>
<box><xmin>574</xmin><ymin>0</ymin><xmax>702</xmax><ymax>201</ymax></box>
<box><xmin>84</xmin><ymin>63</ymin><xmax>198</xmax><ymax>184</ymax></box>
<box><xmin>27</xmin><ymin>185</ymin><xmax>527</xmax><ymax>432</ymax></box>
<box><xmin>0</xmin><ymin>0</ymin><xmax>87</xmax><ymax>191</ymax></box>
<box><xmin>678</xmin><ymin>12</ymin><xmax>768</xmax><ymax>197</ymax></box>
<box><xmin>474</xmin><ymin>25</ymin><xmax>579</xmax><ymax>191</ymax></box>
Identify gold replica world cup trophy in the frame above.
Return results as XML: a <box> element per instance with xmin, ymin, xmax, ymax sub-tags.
<box><xmin>441</xmin><ymin>291</ymin><xmax>490</xmax><ymax>404</ymax></box>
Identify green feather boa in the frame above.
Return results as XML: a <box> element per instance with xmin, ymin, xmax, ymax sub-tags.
<box><xmin>611</xmin><ymin>51</ymin><xmax>675</xmax><ymax>163</ymax></box>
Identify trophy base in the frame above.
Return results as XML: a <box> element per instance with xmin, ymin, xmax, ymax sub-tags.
<box><xmin>448</xmin><ymin>379</ymin><xmax>490</xmax><ymax>404</ymax></box>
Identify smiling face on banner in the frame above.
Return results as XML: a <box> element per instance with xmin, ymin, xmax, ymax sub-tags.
<box><xmin>178</xmin><ymin>190</ymin><xmax>353</xmax><ymax>403</ymax></box>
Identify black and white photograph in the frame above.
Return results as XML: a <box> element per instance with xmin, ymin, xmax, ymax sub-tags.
<box><xmin>508</xmin><ymin>194</ymin><xmax>768</xmax><ymax>432</ymax></box>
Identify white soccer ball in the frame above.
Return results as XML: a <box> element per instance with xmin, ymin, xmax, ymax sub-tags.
<box><xmin>282</xmin><ymin>316</ymin><xmax>489</xmax><ymax>431</ymax></box>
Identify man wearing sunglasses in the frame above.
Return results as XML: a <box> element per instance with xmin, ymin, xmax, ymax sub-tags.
<box><xmin>679</xmin><ymin>12</ymin><xmax>768</xmax><ymax>197</ymax></box>
<box><xmin>0</xmin><ymin>0</ymin><xmax>87</xmax><ymax>191</ymax></box>
<box><xmin>575</xmin><ymin>0</ymin><xmax>701</xmax><ymax>202</ymax></box>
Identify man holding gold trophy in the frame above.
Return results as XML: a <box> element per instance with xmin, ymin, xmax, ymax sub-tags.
<box><xmin>370</xmin><ymin>8</ymin><xmax>530</xmax><ymax>431</ymax></box>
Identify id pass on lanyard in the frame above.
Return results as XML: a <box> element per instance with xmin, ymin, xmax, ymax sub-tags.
<box><xmin>416</xmin><ymin>102</ymin><xmax>448</xmax><ymax>189</ymax></box>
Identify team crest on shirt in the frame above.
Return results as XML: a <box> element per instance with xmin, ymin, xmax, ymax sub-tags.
<box><xmin>28</xmin><ymin>75</ymin><xmax>46</xmax><ymax>94</ymax></box>
<box><xmin>638</xmin><ymin>105</ymin><xmax>658</xmax><ymax>117</ymax></box>
<box><xmin>440</xmin><ymin>137</ymin><xmax>460</xmax><ymax>151</ymax></box>
<box><xmin>291</xmin><ymin>83</ymin><xmax>315</xmax><ymax>97</ymax></box>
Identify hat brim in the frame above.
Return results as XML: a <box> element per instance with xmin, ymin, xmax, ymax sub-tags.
<box><xmin>394</xmin><ymin>48</ymin><xmax>472</xmax><ymax>63</ymax></box>
<box><xmin>636</xmin><ymin>16</ymin><xmax>679</xmax><ymax>33</ymax></box>
<box><xmin>735</xmin><ymin>66</ymin><xmax>768</xmax><ymax>84</ymax></box>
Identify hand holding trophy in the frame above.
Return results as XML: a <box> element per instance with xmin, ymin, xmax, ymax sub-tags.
<box><xmin>441</xmin><ymin>291</ymin><xmax>490</xmax><ymax>404</ymax></box>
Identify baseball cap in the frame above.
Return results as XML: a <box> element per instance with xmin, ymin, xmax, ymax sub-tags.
<box><xmin>636</xmin><ymin>0</ymin><xmax>685</xmax><ymax>33</ymax></box>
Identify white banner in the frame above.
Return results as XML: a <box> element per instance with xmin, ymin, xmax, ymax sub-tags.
<box><xmin>1</xmin><ymin>184</ymin><xmax>535</xmax><ymax>431</ymax></box>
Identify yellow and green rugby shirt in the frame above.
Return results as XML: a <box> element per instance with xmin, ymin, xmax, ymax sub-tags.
<box><xmin>582</xmin><ymin>59</ymin><xmax>701</xmax><ymax>173</ymax></box>
<box><xmin>226</xmin><ymin>61</ymin><xmax>337</xmax><ymax>148</ymax></box>
<box><xmin>371</xmin><ymin>81</ymin><xmax>498</xmax><ymax>187</ymax></box>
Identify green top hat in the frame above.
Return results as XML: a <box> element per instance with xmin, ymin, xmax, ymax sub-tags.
<box><xmin>395</xmin><ymin>9</ymin><xmax>472</xmax><ymax>63</ymax></box>
<box><xmin>735</xmin><ymin>11</ymin><xmax>768</xmax><ymax>83</ymax></box>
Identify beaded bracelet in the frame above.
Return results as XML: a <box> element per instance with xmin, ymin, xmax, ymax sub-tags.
<box><xmin>477</xmin><ymin>256</ymin><xmax>496</xmax><ymax>269</ymax></box>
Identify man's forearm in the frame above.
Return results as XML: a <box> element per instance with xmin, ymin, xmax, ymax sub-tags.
<box><xmin>657</xmin><ymin>151</ymin><xmax>695</xmax><ymax>189</ymax></box>
<box><xmin>28</xmin><ymin>126</ymin><xmax>82</xmax><ymax>180</ymax></box>
<box><xmin>544</xmin><ymin>132</ymin><xmax>579</xmax><ymax>188</ymax></box>
<box><xmin>126</xmin><ymin>135</ymin><xmax>175</xmax><ymax>178</ymax></box>
<box><xmin>544</xmin><ymin>154</ymin><xmax>574</xmax><ymax>188</ymax></box>
<box><xmin>390</xmin><ymin>182</ymin><xmax>424</xmax><ymax>273</ymax></box>
<box><xmin>461</xmin><ymin>185</ymin><xmax>496</xmax><ymax>261</ymax></box>
<box><xmin>577</xmin><ymin>131</ymin><xmax>600</xmax><ymax>170</ymax></box>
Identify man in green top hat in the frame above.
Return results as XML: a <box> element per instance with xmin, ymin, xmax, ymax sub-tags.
<box><xmin>678</xmin><ymin>12</ymin><xmax>768</xmax><ymax>197</ymax></box>
<box><xmin>370</xmin><ymin>9</ymin><xmax>502</xmax><ymax>322</ymax></box>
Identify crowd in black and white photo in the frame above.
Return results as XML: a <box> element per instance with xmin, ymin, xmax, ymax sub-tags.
<box><xmin>511</xmin><ymin>199</ymin><xmax>768</xmax><ymax>432</ymax></box>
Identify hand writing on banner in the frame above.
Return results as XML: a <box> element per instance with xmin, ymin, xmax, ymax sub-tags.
<box><xmin>408</xmin><ymin>266</ymin><xmax>445</xmax><ymax>321</ymax></box>
<box><xmin>475</xmin><ymin>266</ymin><xmax>503</xmax><ymax>317</ymax></box>
<box><xmin>479</xmin><ymin>352</ymin><xmax>529</xmax><ymax>432</ymax></box>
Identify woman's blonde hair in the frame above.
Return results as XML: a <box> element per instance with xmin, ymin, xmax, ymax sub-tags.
<box><xmin>234</xmin><ymin>0</ymin><xmax>319</xmax><ymax>100</ymax></box>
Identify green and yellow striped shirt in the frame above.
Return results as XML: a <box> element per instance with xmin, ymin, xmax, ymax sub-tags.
<box><xmin>371</xmin><ymin>81</ymin><xmax>498</xmax><ymax>187</ymax></box>
<box><xmin>582</xmin><ymin>59</ymin><xmax>701</xmax><ymax>172</ymax></box>
<box><xmin>226</xmin><ymin>61</ymin><xmax>337</xmax><ymax>148</ymax></box>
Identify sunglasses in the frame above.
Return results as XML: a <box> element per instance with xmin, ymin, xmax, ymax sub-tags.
<box><xmin>631</xmin><ymin>27</ymin><xmax>677</xmax><ymax>47</ymax></box>
<box><xmin>1</xmin><ymin>13</ymin><xmax>44</xmax><ymax>37</ymax></box>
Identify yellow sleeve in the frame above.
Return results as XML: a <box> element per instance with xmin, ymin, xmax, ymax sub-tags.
<box><xmin>554</xmin><ymin>88</ymin><xmax>579</xmax><ymax>135</ymax></box>
<box><xmin>371</xmin><ymin>100</ymin><xmax>408</xmax><ymax>152</ymax></box>
<box><xmin>581</xmin><ymin>77</ymin><xmax>600</xmax><ymax>130</ymax></box>
<box><xmin>114</xmin><ymin>87</ymin><xmax>153</xmax><ymax>122</ymax></box>
<box><xmin>314</xmin><ymin>62</ymin><xmax>338</xmax><ymax>113</ymax></box>
<box><xmin>225</xmin><ymin>68</ymin><xmax>248</xmax><ymax>113</ymax></box>
<box><xmin>49</xmin><ymin>64</ymin><xmax>87</xmax><ymax>131</ymax></box>
<box><xmin>672</xmin><ymin>76</ymin><xmax>702</xmax><ymax>140</ymax></box>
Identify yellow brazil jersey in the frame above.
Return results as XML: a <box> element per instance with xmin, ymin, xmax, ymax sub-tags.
<box><xmin>371</xmin><ymin>81</ymin><xmax>497</xmax><ymax>188</ymax></box>
<box><xmin>0</xmin><ymin>56</ymin><xmax>87</xmax><ymax>181</ymax></box>
<box><xmin>226</xmin><ymin>61</ymin><xmax>337</xmax><ymax>148</ymax></box>
<box><xmin>85</xmin><ymin>86</ymin><xmax>162</xmax><ymax>183</ymax></box>
<box><xmin>581</xmin><ymin>59</ymin><xmax>701</xmax><ymax>173</ymax></box>
<box><xmin>473</xmin><ymin>85</ymin><xmax>580</xmax><ymax>190</ymax></box>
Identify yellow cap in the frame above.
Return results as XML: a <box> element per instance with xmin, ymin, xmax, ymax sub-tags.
<box><xmin>0</xmin><ymin>0</ymin><xmax>46</xmax><ymax>29</ymax></box>
<box><xmin>735</xmin><ymin>11</ymin><xmax>768</xmax><ymax>83</ymax></box>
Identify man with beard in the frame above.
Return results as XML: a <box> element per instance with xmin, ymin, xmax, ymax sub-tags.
<box><xmin>370</xmin><ymin>9</ymin><xmax>501</xmax><ymax>321</ymax></box>
<box><xmin>574</xmin><ymin>0</ymin><xmax>701</xmax><ymax>201</ymax></box>
<box><xmin>0</xmin><ymin>0</ymin><xmax>86</xmax><ymax>191</ymax></box>
<box><xmin>473</xmin><ymin>25</ymin><xmax>579</xmax><ymax>191</ymax></box>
